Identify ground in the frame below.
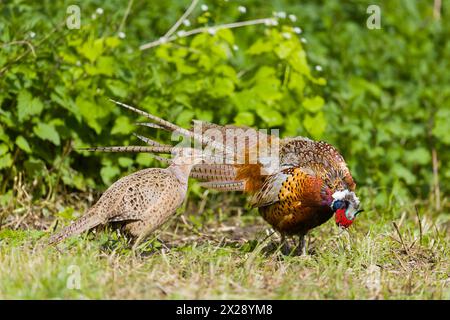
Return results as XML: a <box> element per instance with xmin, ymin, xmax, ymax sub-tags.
<box><xmin>0</xmin><ymin>188</ymin><xmax>449</xmax><ymax>299</ymax></box>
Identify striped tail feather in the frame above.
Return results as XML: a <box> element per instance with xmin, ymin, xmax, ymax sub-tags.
<box><xmin>48</xmin><ymin>210</ymin><xmax>103</xmax><ymax>245</ymax></box>
<box><xmin>79</xmin><ymin>146</ymin><xmax>175</xmax><ymax>153</ymax></box>
<box><xmin>198</xmin><ymin>180</ymin><xmax>246</xmax><ymax>191</ymax></box>
<box><xmin>134</xmin><ymin>122</ymin><xmax>165</xmax><ymax>130</ymax></box>
<box><xmin>190</xmin><ymin>164</ymin><xmax>237</xmax><ymax>181</ymax></box>
<box><xmin>132</xmin><ymin>133</ymin><xmax>165</xmax><ymax>147</ymax></box>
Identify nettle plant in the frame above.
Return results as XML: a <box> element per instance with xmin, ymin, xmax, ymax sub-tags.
<box><xmin>0</xmin><ymin>1</ymin><xmax>325</xmax><ymax>204</ymax></box>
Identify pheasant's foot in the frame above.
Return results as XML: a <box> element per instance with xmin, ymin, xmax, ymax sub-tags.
<box><xmin>295</xmin><ymin>235</ymin><xmax>307</xmax><ymax>256</ymax></box>
<box><xmin>278</xmin><ymin>235</ymin><xmax>297</xmax><ymax>256</ymax></box>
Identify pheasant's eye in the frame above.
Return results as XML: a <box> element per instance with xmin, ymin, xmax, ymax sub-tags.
<box><xmin>332</xmin><ymin>200</ymin><xmax>345</xmax><ymax>211</ymax></box>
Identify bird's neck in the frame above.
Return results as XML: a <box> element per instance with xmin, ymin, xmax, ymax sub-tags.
<box><xmin>168</xmin><ymin>164</ymin><xmax>194</xmax><ymax>185</ymax></box>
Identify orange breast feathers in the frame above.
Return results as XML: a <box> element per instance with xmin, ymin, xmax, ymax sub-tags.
<box><xmin>259</xmin><ymin>169</ymin><xmax>331</xmax><ymax>234</ymax></box>
<box><xmin>277</xmin><ymin>168</ymin><xmax>325</xmax><ymax>207</ymax></box>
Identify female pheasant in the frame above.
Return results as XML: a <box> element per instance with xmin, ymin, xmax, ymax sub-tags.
<box><xmin>89</xmin><ymin>100</ymin><xmax>362</xmax><ymax>254</ymax></box>
<box><xmin>48</xmin><ymin>150</ymin><xmax>204</xmax><ymax>249</ymax></box>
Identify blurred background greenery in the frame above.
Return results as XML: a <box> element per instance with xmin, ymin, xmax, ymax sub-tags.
<box><xmin>0</xmin><ymin>0</ymin><xmax>448</xmax><ymax>211</ymax></box>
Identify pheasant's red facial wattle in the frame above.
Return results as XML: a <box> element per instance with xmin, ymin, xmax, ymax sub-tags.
<box><xmin>335</xmin><ymin>208</ymin><xmax>354</xmax><ymax>228</ymax></box>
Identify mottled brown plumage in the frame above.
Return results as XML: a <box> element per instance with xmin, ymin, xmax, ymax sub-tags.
<box><xmin>48</xmin><ymin>155</ymin><xmax>202</xmax><ymax>248</ymax></box>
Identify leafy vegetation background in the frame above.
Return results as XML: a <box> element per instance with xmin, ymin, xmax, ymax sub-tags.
<box><xmin>0</xmin><ymin>0</ymin><xmax>449</xmax><ymax>300</ymax></box>
<box><xmin>0</xmin><ymin>0</ymin><xmax>449</xmax><ymax>210</ymax></box>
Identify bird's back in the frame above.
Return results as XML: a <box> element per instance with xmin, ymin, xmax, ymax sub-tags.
<box><xmin>98</xmin><ymin>168</ymin><xmax>180</xmax><ymax>221</ymax></box>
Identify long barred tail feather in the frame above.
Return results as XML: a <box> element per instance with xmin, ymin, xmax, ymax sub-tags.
<box><xmin>132</xmin><ymin>133</ymin><xmax>165</xmax><ymax>147</ymax></box>
<box><xmin>134</xmin><ymin>122</ymin><xmax>166</xmax><ymax>130</ymax></box>
<box><xmin>190</xmin><ymin>164</ymin><xmax>237</xmax><ymax>181</ymax></box>
<box><xmin>79</xmin><ymin>146</ymin><xmax>175</xmax><ymax>154</ymax></box>
<box><xmin>198</xmin><ymin>180</ymin><xmax>245</xmax><ymax>191</ymax></box>
<box><xmin>48</xmin><ymin>211</ymin><xmax>103</xmax><ymax>245</ymax></box>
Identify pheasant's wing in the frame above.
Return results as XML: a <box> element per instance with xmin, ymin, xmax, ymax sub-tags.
<box><xmin>280</xmin><ymin>138</ymin><xmax>356</xmax><ymax>191</ymax></box>
<box><xmin>104</xmin><ymin>169</ymin><xmax>177</xmax><ymax>222</ymax></box>
<box><xmin>249</xmin><ymin>166</ymin><xmax>323</xmax><ymax>208</ymax></box>
<box><xmin>249</xmin><ymin>171</ymin><xmax>290</xmax><ymax>208</ymax></box>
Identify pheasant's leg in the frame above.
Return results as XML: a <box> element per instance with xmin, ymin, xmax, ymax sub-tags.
<box><xmin>296</xmin><ymin>234</ymin><xmax>307</xmax><ymax>256</ymax></box>
<box><xmin>279</xmin><ymin>234</ymin><xmax>292</xmax><ymax>255</ymax></box>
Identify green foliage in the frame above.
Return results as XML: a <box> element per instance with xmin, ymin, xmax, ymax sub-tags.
<box><xmin>291</xmin><ymin>0</ymin><xmax>450</xmax><ymax>197</ymax></box>
<box><xmin>0</xmin><ymin>0</ymin><xmax>324</xmax><ymax>197</ymax></box>
<box><xmin>0</xmin><ymin>0</ymin><xmax>449</xmax><ymax>202</ymax></box>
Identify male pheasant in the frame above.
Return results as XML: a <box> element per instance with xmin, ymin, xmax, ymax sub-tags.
<box><xmin>89</xmin><ymin>100</ymin><xmax>362</xmax><ymax>254</ymax></box>
<box><xmin>48</xmin><ymin>150</ymin><xmax>204</xmax><ymax>248</ymax></box>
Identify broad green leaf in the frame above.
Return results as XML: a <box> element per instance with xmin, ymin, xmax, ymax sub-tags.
<box><xmin>118</xmin><ymin>157</ymin><xmax>133</xmax><ymax>168</ymax></box>
<box><xmin>76</xmin><ymin>97</ymin><xmax>111</xmax><ymax>134</ymax></box>
<box><xmin>15</xmin><ymin>136</ymin><xmax>32</xmax><ymax>153</ymax></box>
<box><xmin>303</xmin><ymin>112</ymin><xmax>326</xmax><ymax>139</ymax></box>
<box><xmin>78</xmin><ymin>38</ymin><xmax>104</xmax><ymax>63</ymax></box>
<box><xmin>254</xmin><ymin>66</ymin><xmax>276</xmax><ymax>81</ymax></box>
<box><xmin>256</xmin><ymin>106</ymin><xmax>284</xmax><ymax>127</ymax></box>
<box><xmin>217</xmin><ymin>29</ymin><xmax>235</xmax><ymax>44</ymax></box>
<box><xmin>234</xmin><ymin>112</ymin><xmax>255</xmax><ymax>126</ymax></box>
<box><xmin>33</xmin><ymin>123</ymin><xmax>60</xmax><ymax>145</ymax></box>
<box><xmin>17</xmin><ymin>90</ymin><xmax>44</xmax><ymax>122</ymax></box>
<box><xmin>105</xmin><ymin>36</ymin><xmax>121</xmax><ymax>48</ymax></box>
<box><xmin>253</xmin><ymin>78</ymin><xmax>282</xmax><ymax>102</ymax></box>
<box><xmin>211</xmin><ymin>78</ymin><xmax>235</xmax><ymax>98</ymax></box>
<box><xmin>96</xmin><ymin>56</ymin><xmax>115</xmax><ymax>76</ymax></box>
<box><xmin>404</xmin><ymin>148</ymin><xmax>430</xmax><ymax>165</ymax></box>
<box><xmin>215</xmin><ymin>65</ymin><xmax>238</xmax><ymax>82</ymax></box>
<box><xmin>136</xmin><ymin>153</ymin><xmax>153</xmax><ymax>166</ymax></box>
<box><xmin>247</xmin><ymin>39</ymin><xmax>273</xmax><ymax>55</ymax></box>
<box><xmin>0</xmin><ymin>143</ymin><xmax>8</xmax><ymax>156</ymax></box>
<box><xmin>285</xmin><ymin>116</ymin><xmax>301</xmax><ymax>136</ymax></box>
<box><xmin>275</xmin><ymin>40</ymin><xmax>296</xmax><ymax>59</ymax></box>
<box><xmin>432</xmin><ymin>109</ymin><xmax>450</xmax><ymax>144</ymax></box>
<box><xmin>176</xmin><ymin>109</ymin><xmax>195</xmax><ymax>127</ymax></box>
<box><xmin>100</xmin><ymin>165</ymin><xmax>120</xmax><ymax>185</ymax></box>
<box><xmin>106</xmin><ymin>80</ymin><xmax>128</xmax><ymax>98</ymax></box>
<box><xmin>111</xmin><ymin>116</ymin><xmax>134</xmax><ymax>135</ymax></box>
<box><xmin>24</xmin><ymin>158</ymin><xmax>46</xmax><ymax>177</ymax></box>
<box><xmin>302</xmin><ymin>96</ymin><xmax>325</xmax><ymax>113</ymax></box>
<box><xmin>0</xmin><ymin>153</ymin><xmax>13</xmax><ymax>169</ymax></box>
<box><xmin>175</xmin><ymin>60</ymin><xmax>197</xmax><ymax>75</ymax></box>
<box><xmin>392</xmin><ymin>164</ymin><xmax>416</xmax><ymax>185</ymax></box>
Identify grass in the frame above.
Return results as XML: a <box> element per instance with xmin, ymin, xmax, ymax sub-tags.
<box><xmin>0</xmin><ymin>187</ymin><xmax>449</xmax><ymax>299</ymax></box>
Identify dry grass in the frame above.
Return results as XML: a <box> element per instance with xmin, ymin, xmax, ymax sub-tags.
<box><xmin>0</xmin><ymin>187</ymin><xmax>449</xmax><ymax>299</ymax></box>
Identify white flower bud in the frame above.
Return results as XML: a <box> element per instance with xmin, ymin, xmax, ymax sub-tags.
<box><xmin>238</xmin><ymin>6</ymin><xmax>247</xmax><ymax>14</ymax></box>
<box><xmin>282</xmin><ymin>32</ymin><xmax>292</xmax><ymax>39</ymax></box>
<box><xmin>274</xmin><ymin>11</ymin><xmax>286</xmax><ymax>19</ymax></box>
